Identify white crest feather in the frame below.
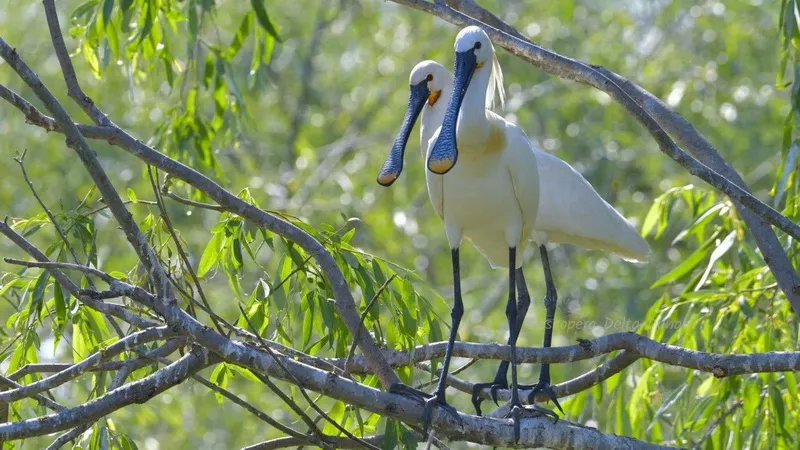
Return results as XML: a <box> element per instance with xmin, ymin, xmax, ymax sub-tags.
<box><xmin>486</xmin><ymin>41</ymin><xmax>505</xmax><ymax>112</ymax></box>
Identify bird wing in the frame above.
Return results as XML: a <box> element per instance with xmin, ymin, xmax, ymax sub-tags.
<box><xmin>497</xmin><ymin>113</ymin><xmax>541</xmax><ymax>236</ymax></box>
<box><xmin>533</xmin><ymin>149</ymin><xmax>650</xmax><ymax>262</ymax></box>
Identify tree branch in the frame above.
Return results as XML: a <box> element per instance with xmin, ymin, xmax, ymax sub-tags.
<box><xmin>0</xmin><ymin>326</ymin><xmax>177</xmax><ymax>404</ymax></box>
<box><xmin>41</xmin><ymin>0</ymin><xmax>110</xmax><ymax>127</ymax></box>
<box><xmin>0</xmin><ymin>222</ymin><xmax>159</xmax><ymax>328</ymax></box>
<box><xmin>337</xmin><ymin>332</ymin><xmax>800</xmax><ymax>378</ymax></box>
<box><xmin>0</xmin><ymin>376</ymin><xmax>65</xmax><ymax>413</ymax></box>
<box><xmin>8</xmin><ymin>339</ymin><xmax>185</xmax><ymax>381</ymax></box>
<box><xmin>243</xmin><ymin>434</ymin><xmax>385</xmax><ymax>450</ymax></box>
<box><xmin>388</xmin><ymin>0</ymin><xmax>800</xmax><ymax>316</ymax></box>
<box><xmin>0</xmin><ymin>347</ymin><xmax>214</xmax><ymax>441</ymax></box>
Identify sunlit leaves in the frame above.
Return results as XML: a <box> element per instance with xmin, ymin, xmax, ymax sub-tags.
<box><xmin>68</xmin><ymin>0</ymin><xmax>282</xmax><ymax>174</ymax></box>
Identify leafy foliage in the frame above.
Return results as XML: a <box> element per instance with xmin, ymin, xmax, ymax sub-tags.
<box><xmin>0</xmin><ymin>0</ymin><xmax>798</xmax><ymax>448</ymax></box>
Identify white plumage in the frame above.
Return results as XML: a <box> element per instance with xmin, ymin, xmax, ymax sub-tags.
<box><xmin>413</xmin><ymin>60</ymin><xmax>648</xmax><ymax>269</ymax></box>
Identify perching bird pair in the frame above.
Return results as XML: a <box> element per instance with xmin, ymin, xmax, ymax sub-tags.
<box><xmin>377</xmin><ymin>26</ymin><xmax>649</xmax><ymax>441</ymax></box>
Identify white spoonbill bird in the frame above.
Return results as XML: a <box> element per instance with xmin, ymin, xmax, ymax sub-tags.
<box><xmin>377</xmin><ymin>59</ymin><xmax>561</xmax><ymax>436</ymax></box>
<box><xmin>418</xmin><ymin>25</ymin><xmax>649</xmax><ymax>441</ymax></box>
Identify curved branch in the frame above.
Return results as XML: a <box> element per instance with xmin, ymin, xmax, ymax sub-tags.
<box><xmin>338</xmin><ymin>332</ymin><xmax>800</xmax><ymax>377</ymax></box>
<box><xmin>0</xmin><ymin>348</ymin><xmax>214</xmax><ymax>441</ymax></box>
<box><xmin>388</xmin><ymin>0</ymin><xmax>800</xmax><ymax>316</ymax></box>
<box><xmin>421</xmin><ymin>351</ymin><xmax>639</xmax><ymax>404</ymax></box>
<box><xmin>0</xmin><ymin>222</ymin><xmax>159</xmax><ymax>328</ymax></box>
<box><xmin>0</xmin><ymin>327</ymin><xmax>177</xmax><ymax>403</ymax></box>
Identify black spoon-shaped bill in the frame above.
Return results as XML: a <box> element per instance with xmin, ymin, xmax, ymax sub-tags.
<box><xmin>377</xmin><ymin>81</ymin><xmax>430</xmax><ymax>187</ymax></box>
<box><xmin>426</xmin><ymin>50</ymin><xmax>476</xmax><ymax>175</ymax></box>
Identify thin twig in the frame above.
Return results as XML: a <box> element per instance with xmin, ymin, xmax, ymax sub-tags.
<box><xmin>238</xmin><ymin>306</ymin><xmax>380</xmax><ymax>450</ymax></box>
<box><xmin>0</xmin><ymin>224</ymin><xmax>159</xmax><ymax>328</ymax></box>
<box><xmin>344</xmin><ymin>274</ymin><xmax>397</xmax><ymax>376</ymax></box>
<box><xmin>147</xmin><ymin>167</ymin><xmax>226</xmax><ymax>334</ymax></box>
<box><xmin>42</xmin><ymin>0</ymin><xmax>109</xmax><ymax>126</ymax></box>
<box><xmin>0</xmin><ymin>375</ymin><xmax>65</xmax><ymax>413</ymax></box>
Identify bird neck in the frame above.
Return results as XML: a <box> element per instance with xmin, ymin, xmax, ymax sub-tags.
<box><xmin>456</xmin><ymin>64</ymin><xmax>491</xmax><ymax>148</ymax></box>
<box><xmin>420</xmin><ymin>81</ymin><xmax>452</xmax><ymax>160</ymax></box>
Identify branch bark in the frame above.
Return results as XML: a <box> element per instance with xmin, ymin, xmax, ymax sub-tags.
<box><xmin>0</xmin><ymin>326</ymin><xmax>176</xmax><ymax>404</ymax></box>
<box><xmin>0</xmin><ymin>221</ymin><xmax>159</xmax><ymax>328</ymax></box>
<box><xmin>337</xmin><ymin>332</ymin><xmax>800</xmax><ymax>377</ymax></box>
<box><xmin>0</xmin><ymin>347</ymin><xmax>213</xmax><ymax>441</ymax></box>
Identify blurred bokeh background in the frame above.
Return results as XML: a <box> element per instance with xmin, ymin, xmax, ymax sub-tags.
<box><xmin>0</xmin><ymin>0</ymin><xmax>795</xmax><ymax>448</ymax></box>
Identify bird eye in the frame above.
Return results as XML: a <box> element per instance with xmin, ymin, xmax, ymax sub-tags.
<box><xmin>426</xmin><ymin>73</ymin><xmax>433</xmax><ymax>81</ymax></box>
<box><xmin>474</xmin><ymin>41</ymin><xmax>482</xmax><ymax>50</ymax></box>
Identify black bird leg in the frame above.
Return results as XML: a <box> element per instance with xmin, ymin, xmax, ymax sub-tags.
<box><xmin>389</xmin><ymin>248</ymin><xmax>463</xmax><ymax>436</ymax></box>
<box><xmin>527</xmin><ymin>245</ymin><xmax>564</xmax><ymax>417</ymax></box>
<box><xmin>470</xmin><ymin>268</ymin><xmax>533</xmax><ymax>415</ymax></box>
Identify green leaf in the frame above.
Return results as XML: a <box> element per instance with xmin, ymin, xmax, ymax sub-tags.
<box><xmin>72</xmin><ymin>0</ymin><xmax>99</xmax><ymax>21</ymax></box>
<box><xmin>53</xmin><ymin>281</ymin><xmax>68</xmax><ymax>327</ymax></box>
<box><xmin>381</xmin><ymin>419</ymin><xmax>399</xmax><ymax>450</ymax></box>
<box><xmin>322</xmin><ymin>401</ymin><xmax>346</xmax><ymax>435</ymax></box>
<box><xmin>228</xmin><ymin>365</ymin><xmax>262</xmax><ymax>384</ymax></box>
<box><xmin>250</xmin><ymin>0</ymin><xmax>282</xmax><ymax>41</ymax></box>
<box><xmin>82</xmin><ymin>40</ymin><xmax>102</xmax><ymax>79</ymax></box>
<box><xmin>31</xmin><ymin>272</ymin><xmax>50</xmax><ymax>322</ymax></box>
<box><xmin>127</xmin><ymin>188</ymin><xmax>138</xmax><ymax>203</ymax></box>
<box><xmin>224</xmin><ymin>12</ymin><xmax>252</xmax><ymax>61</ymax></box>
<box><xmin>651</xmin><ymin>231</ymin><xmax>720</xmax><ymax>288</ymax></box>
<box><xmin>641</xmin><ymin>198</ymin><xmax>662</xmax><ymax>237</ymax></box>
<box><xmin>102</xmin><ymin>0</ymin><xmax>114</xmax><ymax>28</ymax></box>
<box><xmin>209</xmin><ymin>364</ymin><xmax>229</xmax><ymax>404</ymax></box>
<box><xmin>696</xmin><ymin>231</ymin><xmax>736</xmax><ymax>290</ymax></box>
<box><xmin>197</xmin><ymin>232</ymin><xmax>224</xmax><ymax>277</ymax></box>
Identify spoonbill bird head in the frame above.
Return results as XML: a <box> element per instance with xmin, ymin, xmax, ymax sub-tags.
<box><xmin>427</xmin><ymin>26</ymin><xmax>504</xmax><ymax>175</ymax></box>
<box><xmin>377</xmin><ymin>60</ymin><xmax>449</xmax><ymax>186</ymax></box>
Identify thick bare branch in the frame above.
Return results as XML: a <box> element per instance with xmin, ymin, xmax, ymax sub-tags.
<box><xmin>0</xmin><ymin>376</ymin><xmax>64</xmax><ymax>413</ymax></box>
<box><xmin>388</xmin><ymin>0</ymin><xmax>800</xmax><ymax>315</ymax></box>
<box><xmin>9</xmin><ymin>339</ymin><xmax>184</xmax><ymax>381</ymax></box>
<box><xmin>338</xmin><ymin>332</ymin><xmax>800</xmax><ymax>378</ymax></box>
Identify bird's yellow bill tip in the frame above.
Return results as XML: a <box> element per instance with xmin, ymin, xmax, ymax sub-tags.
<box><xmin>428</xmin><ymin>158</ymin><xmax>455</xmax><ymax>174</ymax></box>
<box><xmin>377</xmin><ymin>172</ymin><xmax>398</xmax><ymax>186</ymax></box>
<box><xmin>427</xmin><ymin>90</ymin><xmax>442</xmax><ymax>106</ymax></box>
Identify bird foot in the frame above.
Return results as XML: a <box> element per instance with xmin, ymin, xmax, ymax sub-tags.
<box><xmin>505</xmin><ymin>399</ymin><xmax>560</xmax><ymax>443</ymax></box>
<box><xmin>389</xmin><ymin>383</ymin><xmax>462</xmax><ymax>436</ymax></box>
<box><xmin>526</xmin><ymin>380</ymin><xmax>564</xmax><ymax>419</ymax></box>
<box><xmin>471</xmin><ymin>379</ymin><xmax>537</xmax><ymax>416</ymax></box>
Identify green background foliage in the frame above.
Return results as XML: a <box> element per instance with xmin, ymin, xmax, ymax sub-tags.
<box><xmin>0</xmin><ymin>0</ymin><xmax>798</xmax><ymax>448</ymax></box>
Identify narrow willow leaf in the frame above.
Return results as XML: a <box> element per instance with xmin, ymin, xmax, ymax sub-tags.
<box><xmin>322</xmin><ymin>401</ymin><xmax>346</xmax><ymax>435</ymax></box>
<box><xmin>102</xmin><ymin>0</ymin><xmax>114</xmax><ymax>28</ymax></box>
<box><xmin>197</xmin><ymin>232</ymin><xmax>224</xmax><ymax>277</ymax></box>
<box><xmin>225</xmin><ymin>12</ymin><xmax>252</xmax><ymax>60</ymax></box>
<box><xmin>381</xmin><ymin>419</ymin><xmax>398</xmax><ymax>450</ymax></box>
<box><xmin>695</xmin><ymin>231</ymin><xmax>736</xmax><ymax>290</ymax></box>
<box><xmin>651</xmin><ymin>231</ymin><xmax>720</xmax><ymax>288</ymax></box>
<box><xmin>250</xmin><ymin>0</ymin><xmax>282</xmax><ymax>41</ymax></box>
<box><xmin>209</xmin><ymin>364</ymin><xmax>228</xmax><ymax>404</ymax></box>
